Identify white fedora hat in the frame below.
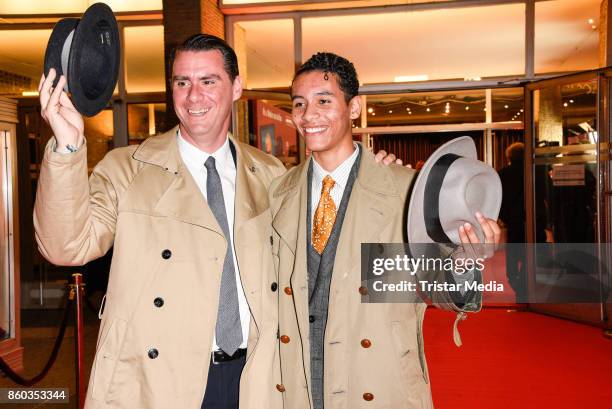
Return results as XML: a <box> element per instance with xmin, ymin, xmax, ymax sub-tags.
<box><xmin>407</xmin><ymin>136</ymin><xmax>502</xmax><ymax>245</ymax></box>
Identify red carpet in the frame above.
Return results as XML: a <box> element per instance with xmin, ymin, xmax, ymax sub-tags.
<box><xmin>424</xmin><ymin>308</ymin><xmax>612</xmax><ymax>409</ymax></box>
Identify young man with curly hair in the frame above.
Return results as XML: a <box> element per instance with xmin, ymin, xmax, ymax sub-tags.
<box><xmin>269</xmin><ymin>52</ymin><xmax>500</xmax><ymax>409</ymax></box>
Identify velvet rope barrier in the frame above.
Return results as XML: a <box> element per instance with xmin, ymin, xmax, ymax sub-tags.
<box><xmin>0</xmin><ymin>284</ymin><xmax>74</xmax><ymax>386</ymax></box>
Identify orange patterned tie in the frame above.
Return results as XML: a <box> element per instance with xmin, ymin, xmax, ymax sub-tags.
<box><xmin>312</xmin><ymin>175</ymin><xmax>337</xmax><ymax>254</ymax></box>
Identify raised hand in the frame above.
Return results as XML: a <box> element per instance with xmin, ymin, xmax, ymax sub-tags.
<box><xmin>374</xmin><ymin>150</ymin><xmax>403</xmax><ymax>166</ymax></box>
<box><xmin>39</xmin><ymin>69</ymin><xmax>84</xmax><ymax>152</ymax></box>
<box><xmin>458</xmin><ymin>211</ymin><xmax>501</xmax><ymax>260</ymax></box>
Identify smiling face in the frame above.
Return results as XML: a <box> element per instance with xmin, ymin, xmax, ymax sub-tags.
<box><xmin>291</xmin><ymin>71</ymin><xmax>361</xmax><ymax>168</ymax></box>
<box><xmin>172</xmin><ymin>50</ymin><xmax>242</xmax><ymax>152</ymax></box>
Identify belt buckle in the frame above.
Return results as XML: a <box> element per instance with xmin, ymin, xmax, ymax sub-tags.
<box><xmin>211</xmin><ymin>350</ymin><xmax>220</xmax><ymax>365</ymax></box>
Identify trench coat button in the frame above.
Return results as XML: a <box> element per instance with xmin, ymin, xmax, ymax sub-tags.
<box><xmin>153</xmin><ymin>297</ymin><xmax>164</xmax><ymax>308</ymax></box>
<box><xmin>148</xmin><ymin>348</ymin><xmax>159</xmax><ymax>359</ymax></box>
<box><xmin>284</xmin><ymin>287</ymin><xmax>293</xmax><ymax>295</ymax></box>
<box><xmin>276</xmin><ymin>384</ymin><xmax>285</xmax><ymax>392</ymax></box>
<box><xmin>271</xmin><ymin>282</ymin><xmax>278</xmax><ymax>292</ymax></box>
<box><xmin>309</xmin><ymin>315</ymin><xmax>315</xmax><ymax>323</ymax></box>
<box><xmin>270</xmin><ymin>236</ymin><xmax>273</xmax><ymax>245</ymax></box>
<box><xmin>161</xmin><ymin>249</ymin><xmax>172</xmax><ymax>259</ymax></box>
<box><xmin>361</xmin><ymin>339</ymin><xmax>372</xmax><ymax>348</ymax></box>
<box><xmin>359</xmin><ymin>286</ymin><xmax>368</xmax><ymax>295</ymax></box>
<box><xmin>280</xmin><ymin>335</ymin><xmax>290</xmax><ymax>344</ymax></box>
<box><xmin>363</xmin><ymin>392</ymin><xmax>374</xmax><ymax>401</ymax></box>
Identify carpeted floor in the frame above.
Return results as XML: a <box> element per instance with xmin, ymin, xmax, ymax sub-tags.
<box><xmin>424</xmin><ymin>308</ymin><xmax>612</xmax><ymax>409</ymax></box>
<box><xmin>2</xmin><ymin>305</ymin><xmax>610</xmax><ymax>408</ymax></box>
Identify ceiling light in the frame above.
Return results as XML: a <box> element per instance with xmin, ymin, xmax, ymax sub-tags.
<box><xmin>564</xmin><ymin>102</ymin><xmax>568</xmax><ymax>107</ymax></box>
<box><xmin>589</xmin><ymin>18</ymin><xmax>594</xmax><ymax>24</ymax></box>
<box><xmin>570</xmin><ymin>99</ymin><xmax>574</xmax><ymax>103</ymax></box>
<box><xmin>592</xmin><ymin>25</ymin><xmax>597</xmax><ymax>30</ymax></box>
<box><xmin>394</xmin><ymin>75</ymin><xmax>429</xmax><ymax>82</ymax></box>
<box><xmin>426</xmin><ymin>107</ymin><xmax>431</xmax><ymax>112</ymax></box>
<box><xmin>465</xmin><ymin>106</ymin><xmax>470</xmax><ymax>111</ymax></box>
<box><xmin>367</xmin><ymin>107</ymin><xmax>373</xmax><ymax>113</ymax></box>
<box><xmin>408</xmin><ymin>111</ymin><xmax>412</xmax><ymax>115</ymax></box>
<box><xmin>372</xmin><ymin>113</ymin><xmax>376</xmax><ymax>116</ymax></box>
<box><xmin>483</xmin><ymin>108</ymin><xmax>487</xmax><ymax>112</ymax></box>
<box><xmin>520</xmin><ymin>109</ymin><xmax>524</xmax><ymax>112</ymax></box>
<box><xmin>504</xmin><ymin>105</ymin><xmax>509</xmax><ymax>109</ymax></box>
<box><xmin>389</xmin><ymin>110</ymin><xmax>393</xmax><ymax>114</ymax></box>
<box><xmin>406</xmin><ymin>107</ymin><xmax>410</xmax><ymax>111</ymax></box>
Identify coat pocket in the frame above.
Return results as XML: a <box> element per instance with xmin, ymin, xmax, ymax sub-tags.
<box><xmin>390</xmin><ymin>320</ymin><xmax>427</xmax><ymax>385</ymax></box>
<box><xmin>89</xmin><ymin>318</ymin><xmax>128</xmax><ymax>401</ymax></box>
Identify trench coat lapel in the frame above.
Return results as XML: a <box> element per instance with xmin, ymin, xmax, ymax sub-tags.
<box><xmin>133</xmin><ymin>126</ymin><xmax>224</xmax><ymax>236</ymax></box>
<box><xmin>232</xmin><ymin>137</ymin><xmax>270</xmax><ymax>334</ymax></box>
<box><xmin>272</xmin><ymin>159</ymin><xmax>310</xmax><ymax>354</ymax></box>
<box><xmin>331</xmin><ymin>149</ymin><xmax>399</xmax><ymax>291</ymax></box>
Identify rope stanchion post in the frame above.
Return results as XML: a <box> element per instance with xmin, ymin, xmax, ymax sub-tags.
<box><xmin>69</xmin><ymin>273</ymin><xmax>86</xmax><ymax>409</ymax></box>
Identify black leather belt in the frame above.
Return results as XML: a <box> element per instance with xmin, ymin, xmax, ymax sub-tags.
<box><xmin>211</xmin><ymin>348</ymin><xmax>247</xmax><ymax>364</ymax></box>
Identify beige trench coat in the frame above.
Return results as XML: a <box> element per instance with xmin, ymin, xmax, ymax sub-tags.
<box><xmin>34</xmin><ymin>127</ymin><xmax>286</xmax><ymax>409</ymax></box>
<box><xmin>269</xmin><ymin>147</ymin><xmax>480</xmax><ymax>409</ymax></box>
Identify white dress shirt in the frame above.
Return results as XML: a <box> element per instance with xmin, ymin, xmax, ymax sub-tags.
<box><xmin>177</xmin><ymin>131</ymin><xmax>250</xmax><ymax>351</ymax></box>
<box><xmin>310</xmin><ymin>143</ymin><xmax>360</xmax><ymax>225</ymax></box>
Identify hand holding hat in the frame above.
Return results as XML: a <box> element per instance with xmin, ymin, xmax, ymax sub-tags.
<box><xmin>40</xmin><ymin>3</ymin><xmax>119</xmax><ymax>152</ymax></box>
<box><xmin>39</xmin><ymin>69</ymin><xmax>84</xmax><ymax>152</ymax></box>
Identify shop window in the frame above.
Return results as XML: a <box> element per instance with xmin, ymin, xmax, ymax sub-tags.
<box><xmin>233</xmin><ymin>19</ymin><xmax>294</xmax><ymax>90</ymax></box>
<box><xmin>535</xmin><ymin>0</ymin><xmax>600</xmax><ymax>74</ymax></box>
<box><xmin>302</xmin><ymin>3</ymin><xmax>525</xmax><ymax>84</ymax></box>
<box><xmin>492</xmin><ymin>88</ymin><xmax>524</xmax><ymax>123</ymax></box>
<box><xmin>245</xmin><ymin>98</ymin><xmax>298</xmax><ymax>167</ymax></box>
<box><xmin>127</xmin><ymin>103</ymin><xmax>167</xmax><ymax>145</ymax></box>
<box><xmin>124</xmin><ymin>25</ymin><xmax>165</xmax><ymax>93</ymax></box>
<box><xmin>0</xmin><ymin>1</ymin><xmax>162</xmax><ymax>14</ymax></box>
<box><xmin>365</xmin><ymin>89</ymin><xmax>487</xmax><ymax>126</ymax></box>
<box><xmin>0</xmin><ymin>30</ymin><xmax>51</xmax><ymax>95</ymax></box>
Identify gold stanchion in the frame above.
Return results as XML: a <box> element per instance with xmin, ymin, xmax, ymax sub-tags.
<box><xmin>69</xmin><ymin>273</ymin><xmax>86</xmax><ymax>409</ymax></box>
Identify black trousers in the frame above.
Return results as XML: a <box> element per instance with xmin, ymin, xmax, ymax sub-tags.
<box><xmin>201</xmin><ymin>355</ymin><xmax>246</xmax><ymax>409</ymax></box>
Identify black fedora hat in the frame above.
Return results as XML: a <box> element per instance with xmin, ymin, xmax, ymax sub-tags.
<box><xmin>43</xmin><ymin>3</ymin><xmax>119</xmax><ymax>117</ymax></box>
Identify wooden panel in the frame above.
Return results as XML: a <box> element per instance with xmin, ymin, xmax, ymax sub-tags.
<box><xmin>0</xmin><ymin>98</ymin><xmax>18</xmax><ymax>124</ymax></box>
<box><xmin>0</xmin><ymin>99</ymin><xmax>23</xmax><ymax>372</ymax></box>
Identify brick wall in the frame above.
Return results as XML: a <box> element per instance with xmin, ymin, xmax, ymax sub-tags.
<box><xmin>201</xmin><ymin>0</ymin><xmax>225</xmax><ymax>39</ymax></box>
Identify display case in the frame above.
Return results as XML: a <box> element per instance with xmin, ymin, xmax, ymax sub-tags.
<box><xmin>0</xmin><ymin>97</ymin><xmax>23</xmax><ymax>372</ymax></box>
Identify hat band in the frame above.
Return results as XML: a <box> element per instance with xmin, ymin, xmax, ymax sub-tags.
<box><xmin>423</xmin><ymin>153</ymin><xmax>460</xmax><ymax>243</ymax></box>
<box><xmin>60</xmin><ymin>29</ymin><xmax>75</xmax><ymax>92</ymax></box>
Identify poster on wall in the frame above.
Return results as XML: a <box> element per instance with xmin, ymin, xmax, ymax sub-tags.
<box><xmin>254</xmin><ymin>100</ymin><xmax>298</xmax><ymax>166</ymax></box>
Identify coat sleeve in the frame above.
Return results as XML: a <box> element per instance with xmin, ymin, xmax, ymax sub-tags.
<box><xmin>33</xmin><ymin>139</ymin><xmax>130</xmax><ymax>266</ymax></box>
<box><xmin>393</xmin><ymin>164</ymin><xmax>482</xmax><ymax>346</ymax></box>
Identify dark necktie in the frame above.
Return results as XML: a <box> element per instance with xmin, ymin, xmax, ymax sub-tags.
<box><xmin>204</xmin><ymin>156</ymin><xmax>242</xmax><ymax>355</ymax></box>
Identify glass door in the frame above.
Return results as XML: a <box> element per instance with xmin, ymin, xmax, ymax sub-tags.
<box><xmin>525</xmin><ymin>71</ymin><xmax>608</xmax><ymax>325</ymax></box>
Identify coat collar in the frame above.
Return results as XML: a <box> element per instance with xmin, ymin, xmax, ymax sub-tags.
<box><xmin>132</xmin><ymin>125</ymin><xmax>182</xmax><ymax>172</ymax></box>
<box><xmin>132</xmin><ymin>126</ymin><xmax>265</xmax><ymax>234</ymax></box>
<box><xmin>272</xmin><ymin>143</ymin><xmax>400</xmax><ymax>254</ymax></box>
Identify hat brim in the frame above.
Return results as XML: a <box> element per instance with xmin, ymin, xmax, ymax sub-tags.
<box><xmin>68</xmin><ymin>3</ymin><xmax>120</xmax><ymax>117</ymax></box>
<box><xmin>407</xmin><ymin>136</ymin><xmax>500</xmax><ymax>246</ymax></box>
<box><xmin>44</xmin><ymin>18</ymin><xmax>79</xmax><ymax>88</ymax></box>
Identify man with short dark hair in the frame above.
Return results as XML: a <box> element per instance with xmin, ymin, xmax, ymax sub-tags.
<box><xmin>35</xmin><ymin>34</ymin><xmax>285</xmax><ymax>409</ymax></box>
<box><xmin>270</xmin><ymin>52</ymin><xmax>500</xmax><ymax>409</ymax></box>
